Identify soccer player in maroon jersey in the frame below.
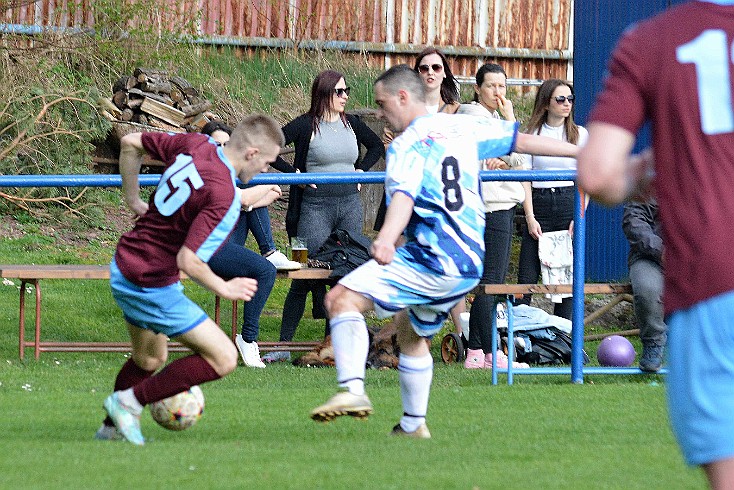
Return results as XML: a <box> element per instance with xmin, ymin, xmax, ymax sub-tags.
<box><xmin>577</xmin><ymin>2</ymin><xmax>734</xmax><ymax>487</ymax></box>
<box><xmin>98</xmin><ymin>114</ymin><xmax>284</xmax><ymax>445</ymax></box>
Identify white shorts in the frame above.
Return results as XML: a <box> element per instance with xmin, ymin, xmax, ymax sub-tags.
<box><xmin>338</xmin><ymin>250</ymin><xmax>479</xmax><ymax>337</ymax></box>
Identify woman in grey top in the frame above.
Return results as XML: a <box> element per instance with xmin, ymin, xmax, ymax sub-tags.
<box><xmin>264</xmin><ymin>70</ymin><xmax>384</xmax><ymax>363</ymax></box>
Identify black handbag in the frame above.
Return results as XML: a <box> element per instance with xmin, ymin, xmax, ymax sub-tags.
<box><xmin>310</xmin><ymin>229</ymin><xmax>372</xmax><ymax>279</ymax></box>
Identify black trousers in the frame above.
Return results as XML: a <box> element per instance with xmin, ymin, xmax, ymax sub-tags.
<box><xmin>467</xmin><ymin>207</ymin><xmax>516</xmax><ymax>352</ymax></box>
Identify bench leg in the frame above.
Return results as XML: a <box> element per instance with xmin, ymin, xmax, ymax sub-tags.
<box><xmin>18</xmin><ymin>281</ymin><xmax>26</xmax><ymax>360</ymax></box>
<box><xmin>214</xmin><ymin>295</ymin><xmax>221</xmax><ymax>325</ymax></box>
<box><xmin>506</xmin><ymin>297</ymin><xmax>515</xmax><ymax>386</ymax></box>
<box><xmin>231</xmin><ymin>300</ymin><xmax>238</xmax><ymax>341</ymax></box>
<box><xmin>18</xmin><ymin>279</ymin><xmax>41</xmax><ymax>360</ymax></box>
<box><xmin>490</xmin><ymin>295</ymin><xmax>499</xmax><ymax>385</ymax></box>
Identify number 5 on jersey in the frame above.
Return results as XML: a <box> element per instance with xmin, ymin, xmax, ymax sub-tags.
<box><xmin>155</xmin><ymin>154</ymin><xmax>204</xmax><ymax>216</ymax></box>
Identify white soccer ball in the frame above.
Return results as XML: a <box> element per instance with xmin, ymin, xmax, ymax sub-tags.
<box><xmin>149</xmin><ymin>385</ymin><xmax>205</xmax><ymax>431</ymax></box>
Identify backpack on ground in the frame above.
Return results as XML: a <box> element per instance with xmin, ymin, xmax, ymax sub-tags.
<box><xmin>501</xmin><ymin>326</ymin><xmax>589</xmax><ymax>365</ymax></box>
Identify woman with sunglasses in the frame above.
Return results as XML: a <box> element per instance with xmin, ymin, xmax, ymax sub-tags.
<box><xmin>457</xmin><ymin>63</ymin><xmax>528</xmax><ymax>369</ymax></box>
<box><xmin>515</xmin><ymin>78</ymin><xmax>588</xmax><ymax>319</ymax></box>
<box><xmin>263</xmin><ymin>70</ymin><xmax>384</xmax><ymax>363</ymax></box>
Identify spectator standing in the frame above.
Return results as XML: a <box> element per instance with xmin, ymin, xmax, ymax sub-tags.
<box><xmin>516</xmin><ymin>79</ymin><xmax>587</xmax><ymax>319</ymax></box>
<box><xmin>458</xmin><ymin>63</ymin><xmax>527</xmax><ymax>369</ymax></box>
<box><xmin>263</xmin><ymin>70</ymin><xmax>384</xmax><ymax>363</ymax></box>
<box><xmin>376</xmin><ymin>47</ymin><xmax>467</xmax><ymax>331</ymax></box>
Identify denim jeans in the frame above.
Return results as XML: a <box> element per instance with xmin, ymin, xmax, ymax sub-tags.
<box><xmin>229</xmin><ymin>206</ymin><xmax>276</xmax><ymax>255</ymax></box>
<box><xmin>468</xmin><ymin>207</ymin><xmax>516</xmax><ymax>352</ymax></box>
<box><xmin>208</xmin><ymin>241</ymin><xmax>276</xmax><ymax>342</ymax></box>
<box><xmin>516</xmin><ymin>186</ymin><xmax>575</xmax><ymax>319</ymax></box>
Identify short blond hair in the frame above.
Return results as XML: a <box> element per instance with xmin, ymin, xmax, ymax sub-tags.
<box><xmin>229</xmin><ymin>114</ymin><xmax>285</xmax><ymax>152</ymax></box>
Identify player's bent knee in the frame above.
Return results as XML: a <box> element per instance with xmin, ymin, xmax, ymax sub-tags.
<box><xmin>325</xmin><ymin>285</ymin><xmax>346</xmax><ymax>315</ymax></box>
<box><xmin>216</xmin><ymin>344</ymin><xmax>239</xmax><ymax>376</ymax></box>
<box><xmin>133</xmin><ymin>352</ymin><xmax>167</xmax><ymax>372</ymax></box>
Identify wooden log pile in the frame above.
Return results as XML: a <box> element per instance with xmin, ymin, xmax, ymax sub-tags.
<box><xmin>98</xmin><ymin>67</ymin><xmax>214</xmax><ymax>133</ymax></box>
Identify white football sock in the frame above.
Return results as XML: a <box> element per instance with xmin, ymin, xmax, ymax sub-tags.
<box><xmin>398</xmin><ymin>353</ymin><xmax>433</xmax><ymax>433</ymax></box>
<box><xmin>330</xmin><ymin>312</ymin><xmax>369</xmax><ymax>396</ymax></box>
<box><xmin>117</xmin><ymin>388</ymin><xmax>144</xmax><ymax>415</ymax></box>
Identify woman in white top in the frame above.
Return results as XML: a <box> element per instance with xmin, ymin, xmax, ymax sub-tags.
<box><xmin>516</xmin><ymin>79</ymin><xmax>588</xmax><ymax>319</ymax></box>
<box><xmin>458</xmin><ymin>63</ymin><xmax>527</xmax><ymax>369</ymax></box>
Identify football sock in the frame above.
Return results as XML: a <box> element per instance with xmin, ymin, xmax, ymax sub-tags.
<box><xmin>117</xmin><ymin>388</ymin><xmax>144</xmax><ymax>416</ymax></box>
<box><xmin>133</xmin><ymin>354</ymin><xmax>220</xmax><ymax>406</ymax></box>
<box><xmin>330</xmin><ymin>311</ymin><xmax>369</xmax><ymax>396</ymax></box>
<box><xmin>104</xmin><ymin>358</ymin><xmax>154</xmax><ymax>426</ymax></box>
<box><xmin>398</xmin><ymin>353</ymin><xmax>433</xmax><ymax>433</ymax></box>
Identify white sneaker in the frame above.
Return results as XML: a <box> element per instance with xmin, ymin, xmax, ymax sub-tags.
<box><xmin>235</xmin><ymin>334</ymin><xmax>266</xmax><ymax>368</ymax></box>
<box><xmin>266</xmin><ymin>250</ymin><xmax>302</xmax><ymax>271</ymax></box>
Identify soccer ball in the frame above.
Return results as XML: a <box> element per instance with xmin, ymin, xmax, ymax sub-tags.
<box><xmin>149</xmin><ymin>386</ymin><xmax>205</xmax><ymax>431</ymax></box>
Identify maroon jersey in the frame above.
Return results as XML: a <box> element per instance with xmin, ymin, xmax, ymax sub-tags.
<box><xmin>115</xmin><ymin>132</ymin><xmax>240</xmax><ymax>287</ymax></box>
<box><xmin>589</xmin><ymin>1</ymin><xmax>734</xmax><ymax>314</ymax></box>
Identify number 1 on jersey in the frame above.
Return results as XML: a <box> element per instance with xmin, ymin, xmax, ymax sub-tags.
<box><xmin>676</xmin><ymin>29</ymin><xmax>734</xmax><ymax>135</ymax></box>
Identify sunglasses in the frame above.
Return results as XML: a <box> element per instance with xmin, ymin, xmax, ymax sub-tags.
<box><xmin>334</xmin><ymin>87</ymin><xmax>351</xmax><ymax>98</ymax></box>
<box><xmin>554</xmin><ymin>95</ymin><xmax>575</xmax><ymax>104</ymax></box>
<box><xmin>418</xmin><ymin>63</ymin><xmax>444</xmax><ymax>74</ymax></box>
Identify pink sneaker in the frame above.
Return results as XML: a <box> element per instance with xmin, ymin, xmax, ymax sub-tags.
<box><xmin>485</xmin><ymin>350</ymin><xmax>529</xmax><ymax>369</ymax></box>
<box><xmin>464</xmin><ymin>349</ymin><xmax>485</xmax><ymax>369</ymax></box>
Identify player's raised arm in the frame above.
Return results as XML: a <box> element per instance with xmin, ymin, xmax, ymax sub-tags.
<box><xmin>515</xmin><ymin>132</ymin><xmax>578</xmax><ymax>158</ymax></box>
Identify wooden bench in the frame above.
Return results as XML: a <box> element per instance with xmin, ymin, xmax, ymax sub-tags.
<box><xmin>0</xmin><ymin>264</ymin><xmax>331</xmax><ymax>359</ymax></box>
<box><xmin>439</xmin><ymin>282</ymin><xmax>634</xmax><ymax>364</ymax></box>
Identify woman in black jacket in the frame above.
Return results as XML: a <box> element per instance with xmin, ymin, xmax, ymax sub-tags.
<box><xmin>263</xmin><ymin>70</ymin><xmax>384</xmax><ymax>363</ymax></box>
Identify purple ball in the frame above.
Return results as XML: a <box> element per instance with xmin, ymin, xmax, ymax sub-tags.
<box><xmin>597</xmin><ymin>335</ymin><xmax>636</xmax><ymax>367</ymax></box>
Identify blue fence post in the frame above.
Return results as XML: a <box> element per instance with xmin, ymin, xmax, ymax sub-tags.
<box><xmin>571</xmin><ymin>185</ymin><xmax>587</xmax><ymax>383</ymax></box>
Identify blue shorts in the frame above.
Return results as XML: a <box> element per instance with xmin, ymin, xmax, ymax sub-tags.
<box><xmin>109</xmin><ymin>258</ymin><xmax>208</xmax><ymax>338</ymax></box>
<box><xmin>667</xmin><ymin>289</ymin><xmax>734</xmax><ymax>466</ymax></box>
<box><xmin>338</xmin><ymin>251</ymin><xmax>479</xmax><ymax>337</ymax></box>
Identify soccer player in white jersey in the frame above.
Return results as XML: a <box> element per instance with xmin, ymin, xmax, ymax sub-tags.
<box><xmin>310</xmin><ymin>64</ymin><xmax>579</xmax><ymax>437</ymax></box>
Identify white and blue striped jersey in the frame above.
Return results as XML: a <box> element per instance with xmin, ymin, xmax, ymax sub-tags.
<box><xmin>385</xmin><ymin>113</ymin><xmax>518</xmax><ymax>279</ymax></box>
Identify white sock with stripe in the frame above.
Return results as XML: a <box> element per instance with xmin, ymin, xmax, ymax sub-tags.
<box><xmin>330</xmin><ymin>311</ymin><xmax>369</xmax><ymax>396</ymax></box>
<box><xmin>398</xmin><ymin>353</ymin><xmax>433</xmax><ymax>432</ymax></box>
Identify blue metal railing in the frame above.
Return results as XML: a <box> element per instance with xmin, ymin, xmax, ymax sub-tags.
<box><xmin>0</xmin><ymin>169</ymin><xmax>649</xmax><ymax>383</ymax></box>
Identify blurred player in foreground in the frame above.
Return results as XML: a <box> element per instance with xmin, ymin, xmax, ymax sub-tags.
<box><xmin>99</xmin><ymin>114</ymin><xmax>284</xmax><ymax>445</ymax></box>
<box><xmin>310</xmin><ymin>64</ymin><xmax>578</xmax><ymax>437</ymax></box>
<box><xmin>576</xmin><ymin>1</ymin><xmax>734</xmax><ymax>487</ymax></box>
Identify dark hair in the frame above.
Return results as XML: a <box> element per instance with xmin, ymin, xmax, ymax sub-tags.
<box><xmin>307</xmin><ymin>69</ymin><xmax>348</xmax><ymax>134</ymax></box>
<box><xmin>413</xmin><ymin>47</ymin><xmax>459</xmax><ymax>105</ymax></box>
<box><xmin>374</xmin><ymin>64</ymin><xmax>426</xmax><ymax>103</ymax></box>
<box><xmin>473</xmin><ymin>63</ymin><xmax>507</xmax><ymax>103</ymax></box>
<box><xmin>201</xmin><ymin>120</ymin><xmax>233</xmax><ymax>137</ymax></box>
<box><xmin>524</xmin><ymin>79</ymin><xmax>580</xmax><ymax>145</ymax></box>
